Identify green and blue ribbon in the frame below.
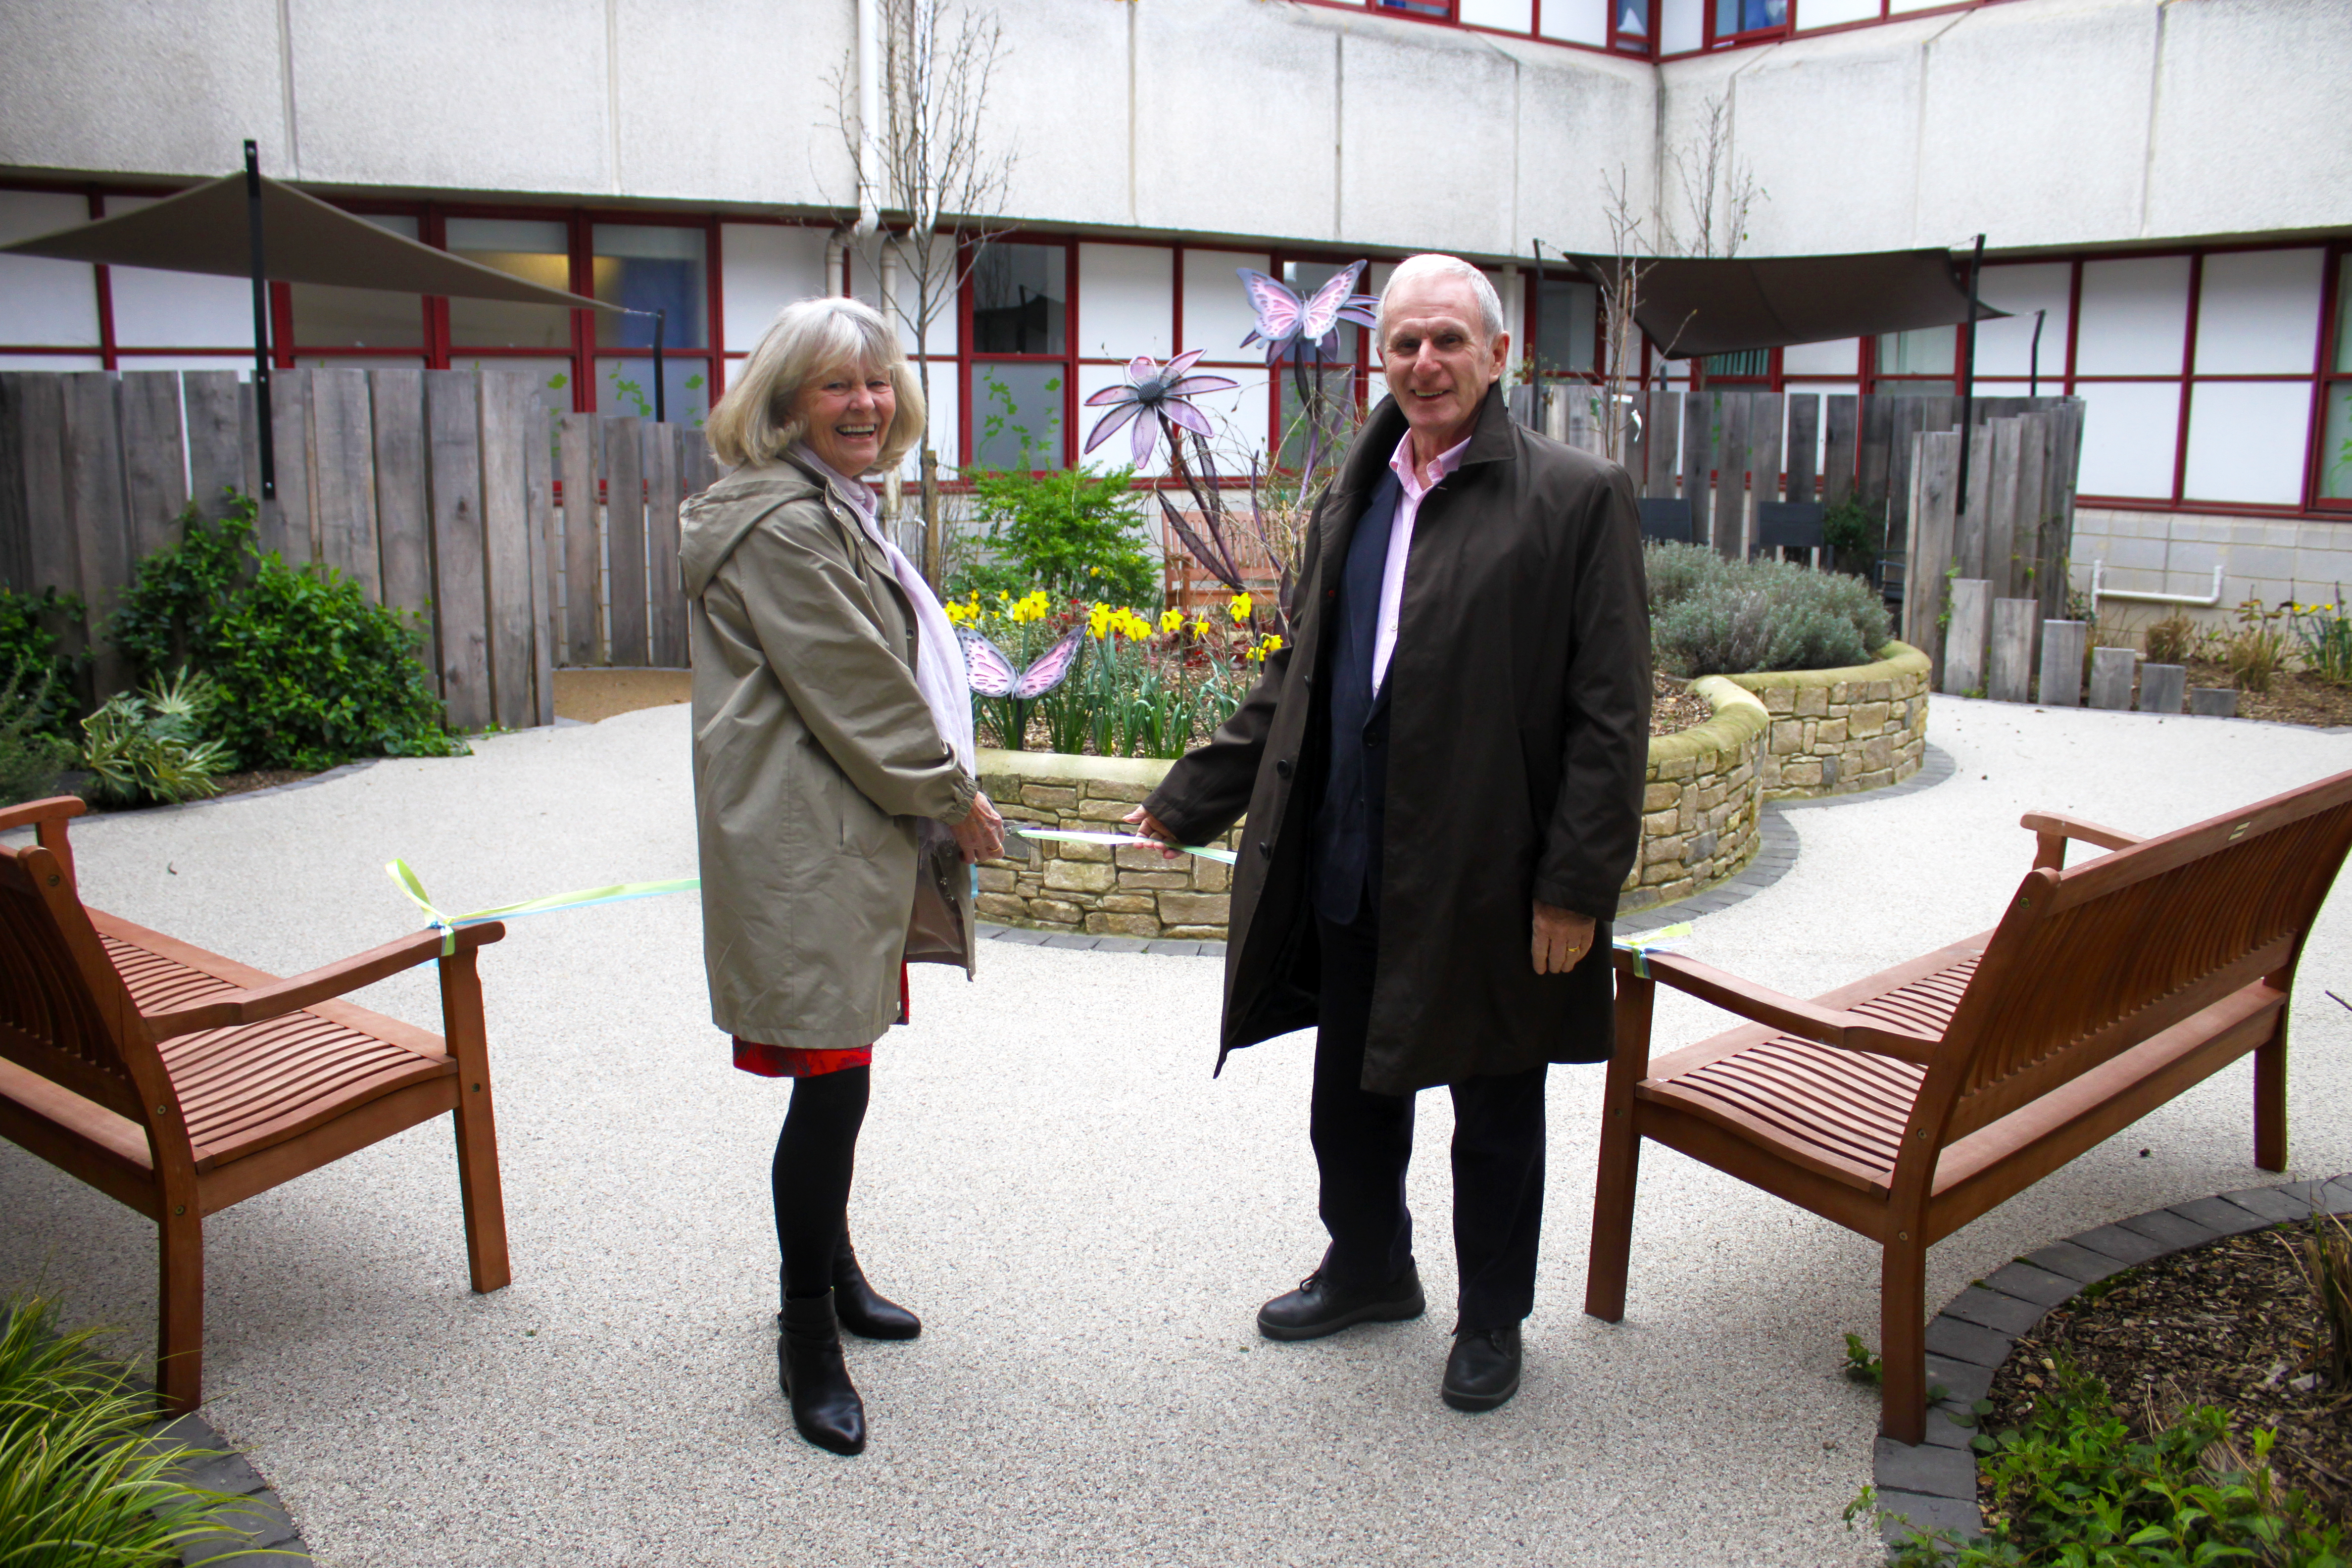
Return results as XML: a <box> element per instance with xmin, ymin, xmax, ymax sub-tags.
<box><xmin>388</xmin><ymin>859</ymin><xmax>700</xmax><ymax>955</ymax></box>
<box><xmin>1004</xmin><ymin>828</ymin><xmax>1239</xmax><ymax>865</ymax></box>
<box><xmin>1613</xmin><ymin>922</ymin><xmax>1692</xmax><ymax>980</ymax></box>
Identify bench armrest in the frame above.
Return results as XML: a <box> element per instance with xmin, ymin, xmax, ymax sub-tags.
<box><xmin>2022</xmin><ymin>810</ymin><xmax>2144</xmax><ymax>870</ymax></box>
<box><xmin>0</xmin><ymin>795</ymin><xmax>87</xmax><ymax>891</ymax></box>
<box><xmin>143</xmin><ymin>923</ymin><xmax>506</xmax><ymax>1040</ymax></box>
<box><xmin>1614</xmin><ymin>949</ymin><xmax>1943</xmax><ymax>1065</ymax></box>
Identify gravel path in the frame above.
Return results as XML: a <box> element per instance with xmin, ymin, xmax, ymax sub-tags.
<box><xmin>2</xmin><ymin>698</ymin><xmax>2347</xmax><ymax>1567</ymax></box>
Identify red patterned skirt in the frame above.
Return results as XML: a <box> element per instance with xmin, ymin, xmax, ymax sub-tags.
<box><xmin>731</xmin><ymin>965</ymin><xmax>908</xmax><ymax>1078</ymax></box>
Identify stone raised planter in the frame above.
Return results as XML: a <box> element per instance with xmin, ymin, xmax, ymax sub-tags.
<box><xmin>1619</xmin><ymin>676</ymin><xmax>1767</xmax><ymax>915</ymax></box>
<box><xmin>1728</xmin><ymin>641</ymin><xmax>1929</xmax><ymax>800</ymax></box>
<box><xmin>975</xmin><ymin>751</ymin><xmax>1235</xmax><ymax>940</ymax></box>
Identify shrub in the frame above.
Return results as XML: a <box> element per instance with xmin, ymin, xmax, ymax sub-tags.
<box><xmin>1647</xmin><ymin>543</ymin><xmax>1893</xmax><ymax>677</ymax></box>
<box><xmin>0</xmin><ymin>658</ymin><xmax>77</xmax><ymax>808</ymax></box>
<box><xmin>955</xmin><ymin>464</ymin><xmax>1160</xmax><ymax>609</ymax></box>
<box><xmin>0</xmin><ymin>1293</ymin><xmax>269</xmax><ymax>1566</ymax></box>
<box><xmin>0</xmin><ymin>586</ymin><xmax>85</xmax><ymax>738</ymax></box>
<box><xmin>2291</xmin><ymin>591</ymin><xmax>2351</xmax><ymax>686</ymax></box>
<box><xmin>2144</xmin><ymin>608</ymin><xmax>2197</xmax><ymax>666</ymax></box>
<box><xmin>77</xmin><ymin>669</ymin><xmax>231</xmax><ymax>807</ymax></box>
<box><xmin>2226</xmin><ymin>599</ymin><xmax>2293</xmax><ymax>693</ymax></box>
<box><xmin>111</xmin><ymin>492</ymin><xmax>463</xmax><ymax>771</ymax></box>
<box><xmin>1859</xmin><ymin>1353</ymin><xmax>2345</xmax><ymax>1567</ymax></box>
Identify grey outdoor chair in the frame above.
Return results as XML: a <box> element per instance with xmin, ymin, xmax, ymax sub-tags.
<box><xmin>1755</xmin><ymin>501</ymin><xmax>1826</xmax><ymax>559</ymax></box>
<box><xmin>1639</xmin><ymin>497</ymin><xmax>1696</xmax><ymax>545</ymax></box>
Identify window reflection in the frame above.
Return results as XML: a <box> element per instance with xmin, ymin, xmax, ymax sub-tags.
<box><xmin>446</xmin><ymin>217</ymin><xmax>572</xmax><ymax>348</ymax></box>
<box><xmin>972</xmin><ymin>360</ymin><xmax>1064</xmax><ymax>471</ymax></box>
<box><xmin>1713</xmin><ymin>0</ymin><xmax>1785</xmax><ymax>32</ymax></box>
<box><xmin>971</xmin><ymin>244</ymin><xmax>1066</xmax><ymax>355</ymax></box>
<box><xmin>593</xmin><ymin>224</ymin><xmax>708</xmax><ymax>350</ymax></box>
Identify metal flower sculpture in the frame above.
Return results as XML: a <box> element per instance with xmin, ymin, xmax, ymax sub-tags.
<box><xmin>1235</xmin><ymin>260</ymin><xmax>1380</xmax><ymax>366</ymax></box>
<box><xmin>1080</xmin><ymin>350</ymin><xmax>1240</xmax><ymax>468</ymax></box>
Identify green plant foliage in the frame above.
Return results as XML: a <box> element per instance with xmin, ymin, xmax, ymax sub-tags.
<box><xmin>1842</xmin><ymin>1332</ymin><xmax>1884</xmax><ymax>1386</ymax></box>
<box><xmin>77</xmin><ymin>669</ymin><xmax>232</xmax><ymax>807</ymax></box>
<box><xmin>0</xmin><ymin>658</ymin><xmax>78</xmax><ymax>808</ymax></box>
<box><xmin>0</xmin><ymin>586</ymin><xmax>85</xmax><ymax>738</ymax></box>
<box><xmin>955</xmin><ymin>464</ymin><xmax>1161</xmax><ymax>609</ymax></box>
<box><xmin>111</xmin><ymin>491</ymin><xmax>464</xmax><ymax>771</ymax></box>
<box><xmin>2290</xmin><ymin>590</ymin><xmax>2352</xmax><ymax>687</ymax></box>
<box><xmin>1647</xmin><ymin>542</ymin><xmax>1894</xmax><ymax>677</ymax></box>
<box><xmin>1858</xmin><ymin>1354</ymin><xmax>2347</xmax><ymax>1568</ymax></box>
<box><xmin>1822</xmin><ymin>498</ymin><xmax>1879</xmax><ymax>559</ymax></box>
<box><xmin>0</xmin><ymin>1294</ymin><xmax>270</xmax><ymax>1567</ymax></box>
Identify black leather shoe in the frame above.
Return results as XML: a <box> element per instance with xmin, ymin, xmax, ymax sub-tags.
<box><xmin>779</xmin><ymin>1291</ymin><xmax>867</xmax><ymax>1455</ymax></box>
<box><xmin>1441</xmin><ymin>1323</ymin><xmax>1523</xmax><ymax>1412</ymax></box>
<box><xmin>1256</xmin><ymin>1265</ymin><xmax>1426</xmax><ymax>1341</ymax></box>
<box><xmin>832</xmin><ymin>1235</ymin><xmax>921</xmax><ymax>1340</ymax></box>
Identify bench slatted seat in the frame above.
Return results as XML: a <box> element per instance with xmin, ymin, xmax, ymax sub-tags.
<box><xmin>1585</xmin><ymin>769</ymin><xmax>2352</xmax><ymax>1444</ymax></box>
<box><xmin>0</xmin><ymin>795</ymin><xmax>511</xmax><ymax>1412</ymax></box>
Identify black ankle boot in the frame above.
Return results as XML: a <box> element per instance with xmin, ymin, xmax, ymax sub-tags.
<box><xmin>833</xmin><ymin>1234</ymin><xmax>921</xmax><ymax>1340</ymax></box>
<box><xmin>778</xmin><ymin>1291</ymin><xmax>866</xmax><ymax>1455</ymax></box>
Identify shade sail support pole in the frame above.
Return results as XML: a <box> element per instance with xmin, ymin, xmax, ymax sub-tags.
<box><xmin>1954</xmin><ymin>232</ymin><xmax>1984</xmax><ymax>520</ymax></box>
<box><xmin>653</xmin><ymin>309</ymin><xmax>666</xmax><ymax>425</ymax></box>
<box><xmin>245</xmin><ymin>139</ymin><xmax>275</xmax><ymax>500</ymax></box>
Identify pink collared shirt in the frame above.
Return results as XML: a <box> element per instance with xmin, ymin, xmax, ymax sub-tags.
<box><xmin>1371</xmin><ymin>428</ymin><xmax>1471</xmax><ymax>693</ymax></box>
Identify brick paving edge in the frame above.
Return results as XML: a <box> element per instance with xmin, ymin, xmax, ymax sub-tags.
<box><xmin>1870</xmin><ymin>1171</ymin><xmax>2352</xmax><ymax>1558</ymax></box>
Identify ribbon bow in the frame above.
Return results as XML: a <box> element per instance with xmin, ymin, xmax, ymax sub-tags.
<box><xmin>387</xmin><ymin>859</ymin><xmax>701</xmax><ymax>956</ymax></box>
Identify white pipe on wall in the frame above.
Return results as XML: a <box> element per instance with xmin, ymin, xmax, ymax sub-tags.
<box><xmin>2089</xmin><ymin>561</ymin><xmax>2226</xmax><ymax>614</ymax></box>
<box><xmin>854</xmin><ymin>0</ymin><xmax>882</xmax><ymax>238</ymax></box>
<box><xmin>825</xmin><ymin>229</ymin><xmax>848</xmax><ymax>296</ymax></box>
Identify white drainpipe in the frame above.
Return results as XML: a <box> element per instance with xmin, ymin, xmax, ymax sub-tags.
<box><xmin>2089</xmin><ymin>561</ymin><xmax>2226</xmax><ymax>617</ymax></box>
<box><xmin>825</xmin><ymin>229</ymin><xmax>848</xmax><ymax>296</ymax></box>
<box><xmin>854</xmin><ymin>0</ymin><xmax>883</xmax><ymax>239</ymax></box>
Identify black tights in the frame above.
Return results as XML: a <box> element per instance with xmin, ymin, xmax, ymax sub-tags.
<box><xmin>773</xmin><ymin>1066</ymin><xmax>871</xmax><ymax>1301</ymax></box>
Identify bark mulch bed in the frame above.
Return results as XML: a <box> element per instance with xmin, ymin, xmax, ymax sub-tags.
<box><xmin>1980</xmin><ymin>1221</ymin><xmax>2352</xmax><ymax>1528</ymax></box>
<box><xmin>1649</xmin><ymin>670</ymin><xmax>1715</xmax><ymax>738</ymax></box>
<box><xmin>2181</xmin><ymin>662</ymin><xmax>2352</xmax><ymax>729</ymax></box>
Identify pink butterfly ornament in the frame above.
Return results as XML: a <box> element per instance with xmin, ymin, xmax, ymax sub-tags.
<box><xmin>958</xmin><ymin>625</ymin><xmax>1085</xmax><ymax>700</ymax></box>
<box><xmin>1236</xmin><ymin>261</ymin><xmax>1380</xmax><ymax>366</ymax></box>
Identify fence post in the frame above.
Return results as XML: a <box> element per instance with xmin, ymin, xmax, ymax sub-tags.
<box><xmin>2039</xmin><ymin>619</ymin><xmax>2086</xmax><ymax>707</ymax></box>
<box><xmin>118</xmin><ymin>370</ymin><xmax>189</xmax><ymax>564</ymax></box>
<box><xmin>1988</xmin><ymin>597</ymin><xmax>2036</xmax><ymax>703</ymax></box>
<box><xmin>645</xmin><ymin>422</ymin><xmax>687</xmax><ymax>667</ymax></box>
<box><xmin>1904</xmin><ymin>430</ymin><xmax>1959</xmax><ymax>682</ymax></box>
<box><xmin>182</xmin><ymin>371</ymin><xmax>245</xmax><ymax>524</ymax></box>
<box><xmin>1943</xmin><ymin>579</ymin><xmax>1990</xmax><ymax>696</ymax></box>
<box><xmin>1711</xmin><ymin>392</ymin><xmax>1748</xmax><ymax>559</ymax></box>
<box><xmin>2089</xmin><ymin>646</ymin><xmax>2136</xmax><ymax>711</ymax></box>
<box><xmin>310</xmin><ymin>367</ymin><xmax>382</xmax><ymax>602</ymax></box>
<box><xmin>478</xmin><ymin>370</ymin><xmax>538</xmax><ymax>731</ymax></box>
<box><xmin>605</xmin><ymin>415</ymin><xmax>649</xmax><ymax>666</ymax></box>
<box><xmin>369</xmin><ymin>368</ymin><xmax>435</xmax><ymax>680</ymax></box>
<box><xmin>424</xmin><ymin>369</ymin><xmax>491</xmax><ymax>732</ymax></box>
<box><xmin>61</xmin><ymin>372</ymin><xmax>131</xmax><ymax>701</ymax></box>
<box><xmin>557</xmin><ymin>414</ymin><xmax>603</xmax><ymax>665</ymax></box>
<box><xmin>1643</xmin><ymin>391</ymin><xmax>1680</xmax><ymax>499</ymax></box>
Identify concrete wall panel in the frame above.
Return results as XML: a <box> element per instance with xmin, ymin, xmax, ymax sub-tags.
<box><xmin>291</xmin><ymin>0</ymin><xmax>612</xmax><ymax>195</ymax></box>
<box><xmin>2145</xmin><ymin>0</ymin><xmax>2352</xmax><ymax>241</ymax></box>
<box><xmin>1133</xmin><ymin>1</ymin><xmax>1337</xmax><ymax>246</ymax></box>
<box><xmin>987</xmin><ymin>0</ymin><xmax>1131</xmax><ymax>229</ymax></box>
<box><xmin>1335</xmin><ymin>18</ymin><xmax>1522</xmax><ymax>256</ymax></box>
<box><xmin>1501</xmin><ymin>41</ymin><xmax>1656</xmax><ymax>258</ymax></box>
<box><xmin>609</xmin><ymin>0</ymin><xmax>853</xmax><ymax>208</ymax></box>
<box><xmin>0</xmin><ymin>0</ymin><xmax>288</xmax><ymax>180</ymax></box>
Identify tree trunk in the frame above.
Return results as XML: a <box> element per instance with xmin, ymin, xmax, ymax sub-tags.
<box><xmin>922</xmin><ymin>446</ymin><xmax>942</xmax><ymax>592</ymax></box>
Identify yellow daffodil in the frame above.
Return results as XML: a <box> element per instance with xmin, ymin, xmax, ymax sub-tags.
<box><xmin>1088</xmin><ymin>604</ymin><xmax>1112</xmax><ymax>638</ymax></box>
<box><xmin>1229</xmin><ymin>592</ymin><xmax>1253</xmax><ymax>624</ymax></box>
<box><xmin>1258</xmin><ymin>633</ymin><xmax>1285</xmax><ymax>656</ymax></box>
<box><xmin>945</xmin><ymin>601</ymin><xmax>971</xmax><ymax>626</ymax></box>
<box><xmin>1193</xmin><ymin>618</ymin><xmax>1211</xmax><ymax>637</ymax></box>
<box><xmin>1161</xmin><ymin>607</ymin><xmax>1184</xmax><ymax>635</ymax></box>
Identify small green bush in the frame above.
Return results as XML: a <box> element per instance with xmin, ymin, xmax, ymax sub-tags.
<box><xmin>1647</xmin><ymin>542</ymin><xmax>1894</xmax><ymax>677</ymax></box>
<box><xmin>78</xmin><ymin>669</ymin><xmax>231</xmax><ymax>807</ymax></box>
<box><xmin>954</xmin><ymin>464</ymin><xmax>1160</xmax><ymax>608</ymax></box>
<box><xmin>1859</xmin><ymin>1353</ymin><xmax>2347</xmax><ymax>1567</ymax></box>
<box><xmin>111</xmin><ymin>492</ymin><xmax>464</xmax><ymax>771</ymax></box>
<box><xmin>0</xmin><ymin>658</ymin><xmax>78</xmax><ymax>808</ymax></box>
<box><xmin>0</xmin><ymin>1294</ymin><xmax>269</xmax><ymax>1567</ymax></box>
<box><xmin>0</xmin><ymin>586</ymin><xmax>85</xmax><ymax>738</ymax></box>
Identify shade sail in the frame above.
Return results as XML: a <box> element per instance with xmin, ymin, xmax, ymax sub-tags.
<box><xmin>1566</xmin><ymin>247</ymin><xmax>2006</xmax><ymax>359</ymax></box>
<box><xmin>0</xmin><ymin>172</ymin><xmax>615</xmax><ymax>310</ymax></box>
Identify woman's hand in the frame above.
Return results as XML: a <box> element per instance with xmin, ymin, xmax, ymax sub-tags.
<box><xmin>952</xmin><ymin>791</ymin><xmax>1005</xmax><ymax>864</ymax></box>
<box><xmin>1121</xmin><ymin>805</ymin><xmax>1184</xmax><ymax>861</ymax></box>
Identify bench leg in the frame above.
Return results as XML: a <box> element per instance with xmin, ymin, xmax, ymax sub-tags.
<box><xmin>157</xmin><ymin>1204</ymin><xmax>203</xmax><ymax>1414</ymax></box>
<box><xmin>440</xmin><ymin>949</ymin><xmax>512</xmax><ymax>1294</ymax></box>
<box><xmin>1879</xmin><ymin>1230</ymin><xmax>1927</xmax><ymax>1447</ymax></box>
<box><xmin>2254</xmin><ymin>1021</ymin><xmax>2288</xmax><ymax>1173</ymax></box>
<box><xmin>1584</xmin><ymin>974</ymin><xmax>1654</xmax><ymax>1323</ymax></box>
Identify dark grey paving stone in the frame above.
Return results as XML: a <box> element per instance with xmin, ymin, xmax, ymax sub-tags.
<box><xmin>2222</xmin><ymin>1184</ymin><xmax>2311</xmax><ymax>1223</ymax></box>
<box><xmin>2168</xmin><ymin>1195</ymin><xmax>2278</xmax><ymax>1236</ymax></box>
<box><xmin>167</xmin><ymin>1450</ymin><xmax>268</xmax><ymax>1497</ymax></box>
<box><xmin>1925</xmin><ymin>1314</ymin><xmax>2013</xmax><ymax>1368</ymax></box>
<box><xmin>1143</xmin><ymin>939</ymin><xmax>1201</xmax><ymax>957</ymax></box>
<box><xmin>171</xmin><ymin>1488</ymin><xmax>301</xmax><ymax>1562</ymax></box>
<box><xmin>1924</xmin><ymin>1355</ymin><xmax>1994</xmax><ymax>1405</ymax></box>
<box><xmin>1090</xmin><ymin>936</ymin><xmax>1152</xmax><ymax>953</ymax></box>
<box><xmin>985</xmin><ymin>927</ymin><xmax>1052</xmax><ymax>946</ymax></box>
<box><xmin>1875</xmin><ymin>1437</ymin><xmax>1975</xmax><ymax>1499</ymax></box>
<box><xmin>1942</xmin><ymin>1285</ymin><xmax>2044</xmax><ymax>1335</ymax></box>
<box><xmin>144</xmin><ymin>1413</ymin><xmax>225</xmax><ymax>1454</ymax></box>
<box><xmin>2318</xmin><ymin>1176</ymin><xmax>2352</xmax><ymax>1216</ymax></box>
<box><xmin>2115</xmin><ymin>1208</ymin><xmax>2223</xmax><ymax>1253</ymax></box>
<box><xmin>1981</xmin><ymin>1260</ymin><xmax>2079</xmax><ymax>1308</ymax></box>
<box><xmin>2068</xmin><ymin>1223</ymin><xmax>2169</xmax><ymax>1266</ymax></box>
<box><xmin>1875</xmin><ymin>1489</ymin><xmax>1981</xmax><ymax>1548</ymax></box>
<box><xmin>1041</xmin><ymin>934</ymin><xmax>1102</xmax><ymax>950</ymax></box>
<box><xmin>1919</xmin><ymin>1406</ymin><xmax>1976</xmax><ymax>1449</ymax></box>
<box><xmin>2023</xmin><ymin>1240</ymin><xmax>2129</xmax><ymax>1283</ymax></box>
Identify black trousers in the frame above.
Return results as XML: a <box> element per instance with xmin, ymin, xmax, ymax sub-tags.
<box><xmin>1312</xmin><ymin>912</ymin><xmax>1549</xmax><ymax>1329</ymax></box>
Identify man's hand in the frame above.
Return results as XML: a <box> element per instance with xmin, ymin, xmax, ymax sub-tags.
<box><xmin>1532</xmin><ymin>903</ymin><xmax>1596</xmax><ymax>975</ymax></box>
<box><xmin>952</xmin><ymin>791</ymin><xmax>1005</xmax><ymax>864</ymax></box>
<box><xmin>1121</xmin><ymin>805</ymin><xmax>1184</xmax><ymax>860</ymax></box>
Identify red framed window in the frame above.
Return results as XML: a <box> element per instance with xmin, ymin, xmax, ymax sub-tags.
<box><xmin>2318</xmin><ymin>245</ymin><xmax>2352</xmax><ymax>511</ymax></box>
<box><xmin>1706</xmin><ymin>0</ymin><xmax>1790</xmax><ymax>47</ymax></box>
<box><xmin>964</xmin><ymin>236</ymin><xmax>1075</xmax><ymax>473</ymax></box>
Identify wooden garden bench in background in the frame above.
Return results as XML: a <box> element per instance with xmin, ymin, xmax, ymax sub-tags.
<box><xmin>1585</xmin><ymin>768</ymin><xmax>2352</xmax><ymax>1444</ymax></box>
<box><xmin>0</xmin><ymin>795</ymin><xmax>510</xmax><ymax>1412</ymax></box>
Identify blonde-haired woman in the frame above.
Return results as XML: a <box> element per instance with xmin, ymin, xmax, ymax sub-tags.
<box><xmin>683</xmin><ymin>295</ymin><xmax>1003</xmax><ymax>1456</ymax></box>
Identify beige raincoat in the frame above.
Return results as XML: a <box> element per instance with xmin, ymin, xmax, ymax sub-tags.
<box><xmin>682</xmin><ymin>456</ymin><xmax>979</xmax><ymax>1050</ymax></box>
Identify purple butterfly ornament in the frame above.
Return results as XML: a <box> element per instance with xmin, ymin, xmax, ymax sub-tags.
<box><xmin>1236</xmin><ymin>260</ymin><xmax>1380</xmax><ymax>366</ymax></box>
<box><xmin>959</xmin><ymin>624</ymin><xmax>1085</xmax><ymax>701</ymax></box>
<box><xmin>1081</xmin><ymin>349</ymin><xmax>1241</xmax><ymax>468</ymax></box>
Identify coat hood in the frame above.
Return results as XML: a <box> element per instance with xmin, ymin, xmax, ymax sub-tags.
<box><xmin>678</xmin><ymin>460</ymin><xmax>824</xmax><ymax>597</ymax></box>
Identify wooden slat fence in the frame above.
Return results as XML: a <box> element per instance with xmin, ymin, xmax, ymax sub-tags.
<box><xmin>0</xmin><ymin>368</ymin><xmax>717</xmax><ymax>734</ymax></box>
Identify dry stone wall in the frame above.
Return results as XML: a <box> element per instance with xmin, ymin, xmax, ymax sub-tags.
<box><xmin>1619</xmin><ymin>677</ymin><xmax>1767</xmax><ymax>915</ymax></box>
<box><xmin>975</xmin><ymin>751</ymin><xmax>1235</xmax><ymax>940</ymax></box>
<box><xmin>1726</xmin><ymin>642</ymin><xmax>1930</xmax><ymax>800</ymax></box>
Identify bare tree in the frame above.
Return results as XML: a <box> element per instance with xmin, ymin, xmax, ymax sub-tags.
<box><xmin>1537</xmin><ymin>169</ymin><xmax>1687</xmax><ymax>469</ymax></box>
<box><xmin>826</xmin><ymin>0</ymin><xmax>1018</xmax><ymax>588</ymax></box>
<box><xmin>1667</xmin><ymin>94</ymin><xmax>1763</xmax><ymax>260</ymax></box>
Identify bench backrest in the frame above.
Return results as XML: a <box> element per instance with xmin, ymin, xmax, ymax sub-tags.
<box><xmin>0</xmin><ymin>840</ymin><xmax>167</xmax><ymax>1128</ymax></box>
<box><xmin>1925</xmin><ymin>768</ymin><xmax>2352</xmax><ymax>1147</ymax></box>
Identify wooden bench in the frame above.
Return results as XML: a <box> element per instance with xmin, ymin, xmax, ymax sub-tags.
<box><xmin>1585</xmin><ymin>768</ymin><xmax>2352</xmax><ymax>1444</ymax></box>
<box><xmin>0</xmin><ymin>795</ymin><xmax>511</xmax><ymax>1412</ymax></box>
